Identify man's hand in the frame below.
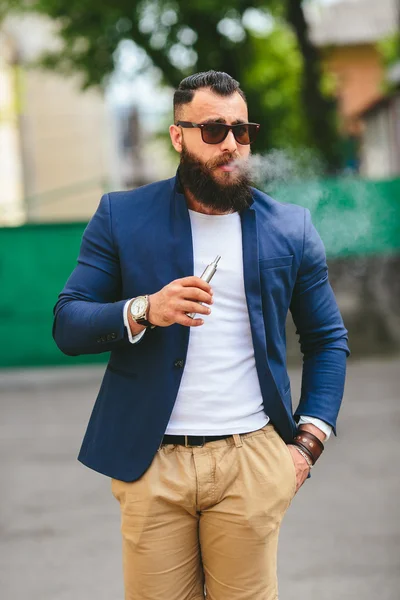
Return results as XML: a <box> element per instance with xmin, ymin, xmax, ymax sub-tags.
<box><xmin>149</xmin><ymin>276</ymin><xmax>214</xmax><ymax>328</ymax></box>
<box><xmin>286</xmin><ymin>445</ymin><xmax>311</xmax><ymax>493</ymax></box>
<box><xmin>286</xmin><ymin>424</ymin><xmax>326</xmax><ymax>493</ymax></box>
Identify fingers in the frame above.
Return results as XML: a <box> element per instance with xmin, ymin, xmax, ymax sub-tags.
<box><xmin>182</xmin><ymin>287</ymin><xmax>213</xmax><ymax>305</ymax></box>
<box><xmin>178</xmin><ymin>276</ymin><xmax>213</xmax><ymax>294</ymax></box>
<box><xmin>151</xmin><ymin>277</ymin><xmax>214</xmax><ymax>328</ymax></box>
<box><xmin>179</xmin><ymin>300</ymin><xmax>212</xmax><ymax>316</ymax></box>
<box><xmin>176</xmin><ymin>315</ymin><xmax>205</xmax><ymax>327</ymax></box>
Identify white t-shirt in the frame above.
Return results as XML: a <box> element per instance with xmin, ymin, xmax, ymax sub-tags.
<box><xmin>166</xmin><ymin>209</ymin><xmax>268</xmax><ymax>435</ymax></box>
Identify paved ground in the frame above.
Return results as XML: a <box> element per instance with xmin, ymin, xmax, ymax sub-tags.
<box><xmin>1</xmin><ymin>355</ymin><xmax>399</xmax><ymax>600</ymax></box>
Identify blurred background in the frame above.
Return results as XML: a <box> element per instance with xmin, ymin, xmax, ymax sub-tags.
<box><xmin>0</xmin><ymin>0</ymin><xmax>399</xmax><ymax>599</ymax></box>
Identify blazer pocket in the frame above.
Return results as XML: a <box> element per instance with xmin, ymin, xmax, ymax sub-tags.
<box><xmin>259</xmin><ymin>255</ymin><xmax>293</xmax><ymax>270</ymax></box>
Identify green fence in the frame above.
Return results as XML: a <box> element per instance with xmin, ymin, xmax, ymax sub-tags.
<box><xmin>1</xmin><ymin>178</ymin><xmax>399</xmax><ymax>368</ymax></box>
<box><xmin>270</xmin><ymin>177</ymin><xmax>400</xmax><ymax>257</ymax></box>
<box><xmin>0</xmin><ymin>222</ymin><xmax>107</xmax><ymax>368</ymax></box>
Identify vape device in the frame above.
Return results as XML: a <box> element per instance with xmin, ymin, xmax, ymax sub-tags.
<box><xmin>187</xmin><ymin>255</ymin><xmax>221</xmax><ymax>319</ymax></box>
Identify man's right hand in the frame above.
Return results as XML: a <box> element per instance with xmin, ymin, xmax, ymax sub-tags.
<box><xmin>148</xmin><ymin>276</ymin><xmax>214</xmax><ymax>328</ymax></box>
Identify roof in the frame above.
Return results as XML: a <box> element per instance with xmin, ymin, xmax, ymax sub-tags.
<box><xmin>305</xmin><ymin>0</ymin><xmax>398</xmax><ymax>47</ymax></box>
<box><xmin>358</xmin><ymin>89</ymin><xmax>400</xmax><ymax>117</ymax></box>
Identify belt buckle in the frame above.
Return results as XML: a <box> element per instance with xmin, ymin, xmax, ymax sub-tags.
<box><xmin>184</xmin><ymin>435</ymin><xmax>204</xmax><ymax>448</ymax></box>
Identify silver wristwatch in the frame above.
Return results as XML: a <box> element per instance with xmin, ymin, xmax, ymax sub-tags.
<box><xmin>129</xmin><ymin>295</ymin><xmax>153</xmax><ymax>327</ymax></box>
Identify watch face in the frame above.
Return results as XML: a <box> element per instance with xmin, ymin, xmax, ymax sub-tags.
<box><xmin>131</xmin><ymin>297</ymin><xmax>147</xmax><ymax>319</ymax></box>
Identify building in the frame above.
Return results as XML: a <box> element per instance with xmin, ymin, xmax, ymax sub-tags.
<box><xmin>0</xmin><ymin>14</ymin><xmax>122</xmax><ymax>224</ymax></box>
<box><xmin>358</xmin><ymin>60</ymin><xmax>400</xmax><ymax>178</ymax></box>
<box><xmin>0</xmin><ymin>30</ymin><xmax>25</xmax><ymax>225</ymax></box>
<box><xmin>306</xmin><ymin>0</ymin><xmax>398</xmax><ymax>137</ymax></box>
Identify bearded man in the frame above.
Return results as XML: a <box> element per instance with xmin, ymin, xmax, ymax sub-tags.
<box><xmin>53</xmin><ymin>70</ymin><xmax>349</xmax><ymax>600</ymax></box>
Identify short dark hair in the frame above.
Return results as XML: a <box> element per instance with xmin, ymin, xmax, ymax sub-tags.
<box><xmin>173</xmin><ymin>70</ymin><xmax>246</xmax><ymax>121</ymax></box>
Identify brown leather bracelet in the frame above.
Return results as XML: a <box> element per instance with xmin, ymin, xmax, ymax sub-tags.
<box><xmin>292</xmin><ymin>430</ymin><xmax>324</xmax><ymax>464</ymax></box>
<box><xmin>291</xmin><ymin>441</ymin><xmax>315</xmax><ymax>464</ymax></box>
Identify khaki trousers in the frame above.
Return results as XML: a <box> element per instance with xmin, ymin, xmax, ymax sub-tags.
<box><xmin>111</xmin><ymin>424</ymin><xmax>296</xmax><ymax>600</ymax></box>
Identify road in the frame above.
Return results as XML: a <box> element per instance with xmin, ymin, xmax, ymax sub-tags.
<box><xmin>1</xmin><ymin>356</ymin><xmax>399</xmax><ymax>599</ymax></box>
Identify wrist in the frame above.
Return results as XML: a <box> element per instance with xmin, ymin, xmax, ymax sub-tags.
<box><xmin>292</xmin><ymin>445</ymin><xmax>313</xmax><ymax>469</ymax></box>
<box><xmin>298</xmin><ymin>423</ymin><xmax>326</xmax><ymax>443</ymax></box>
<box><xmin>129</xmin><ymin>295</ymin><xmax>156</xmax><ymax>329</ymax></box>
<box><xmin>147</xmin><ymin>293</ymin><xmax>154</xmax><ymax>322</ymax></box>
<box><xmin>292</xmin><ymin>430</ymin><xmax>324</xmax><ymax>465</ymax></box>
<box><xmin>147</xmin><ymin>293</ymin><xmax>160</xmax><ymax>327</ymax></box>
<box><xmin>127</xmin><ymin>301</ymin><xmax>146</xmax><ymax>336</ymax></box>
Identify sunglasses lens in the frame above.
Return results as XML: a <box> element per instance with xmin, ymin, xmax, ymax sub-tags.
<box><xmin>200</xmin><ymin>123</ymin><xmax>260</xmax><ymax>144</ymax></box>
<box><xmin>233</xmin><ymin>125</ymin><xmax>250</xmax><ymax>144</ymax></box>
<box><xmin>202</xmin><ymin>124</ymin><xmax>226</xmax><ymax>144</ymax></box>
<box><xmin>234</xmin><ymin>124</ymin><xmax>259</xmax><ymax>144</ymax></box>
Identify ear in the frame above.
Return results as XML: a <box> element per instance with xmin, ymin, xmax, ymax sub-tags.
<box><xmin>169</xmin><ymin>124</ymin><xmax>183</xmax><ymax>153</ymax></box>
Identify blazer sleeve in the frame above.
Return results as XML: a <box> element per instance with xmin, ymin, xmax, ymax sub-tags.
<box><xmin>289</xmin><ymin>208</ymin><xmax>350</xmax><ymax>434</ymax></box>
<box><xmin>53</xmin><ymin>193</ymin><xmax>130</xmax><ymax>356</ymax></box>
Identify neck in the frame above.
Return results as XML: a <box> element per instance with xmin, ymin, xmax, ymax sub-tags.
<box><xmin>184</xmin><ymin>188</ymin><xmax>235</xmax><ymax>215</ymax></box>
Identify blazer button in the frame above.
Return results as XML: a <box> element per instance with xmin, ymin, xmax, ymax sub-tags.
<box><xmin>174</xmin><ymin>359</ymin><xmax>185</xmax><ymax>368</ymax></box>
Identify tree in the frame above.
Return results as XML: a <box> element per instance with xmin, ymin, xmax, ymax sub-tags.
<box><xmin>285</xmin><ymin>0</ymin><xmax>339</xmax><ymax>169</ymax></box>
<box><xmin>1</xmin><ymin>0</ymin><xmax>340</xmax><ymax>168</ymax></box>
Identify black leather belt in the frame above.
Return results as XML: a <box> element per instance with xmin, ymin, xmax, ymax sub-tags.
<box><xmin>161</xmin><ymin>434</ymin><xmax>233</xmax><ymax>448</ymax></box>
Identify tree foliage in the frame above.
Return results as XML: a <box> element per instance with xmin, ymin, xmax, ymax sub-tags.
<box><xmin>2</xmin><ymin>0</ymin><xmax>340</xmax><ymax>167</ymax></box>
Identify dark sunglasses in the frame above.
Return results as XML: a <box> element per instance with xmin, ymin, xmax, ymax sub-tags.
<box><xmin>176</xmin><ymin>121</ymin><xmax>260</xmax><ymax>145</ymax></box>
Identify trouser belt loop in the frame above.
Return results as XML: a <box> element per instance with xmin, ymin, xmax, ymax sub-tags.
<box><xmin>233</xmin><ymin>433</ymin><xmax>243</xmax><ymax>448</ymax></box>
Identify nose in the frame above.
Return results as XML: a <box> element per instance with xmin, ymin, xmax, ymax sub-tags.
<box><xmin>220</xmin><ymin>128</ymin><xmax>238</xmax><ymax>152</ymax></box>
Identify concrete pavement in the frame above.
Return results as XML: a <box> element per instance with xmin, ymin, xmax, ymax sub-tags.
<box><xmin>1</xmin><ymin>356</ymin><xmax>399</xmax><ymax>599</ymax></box>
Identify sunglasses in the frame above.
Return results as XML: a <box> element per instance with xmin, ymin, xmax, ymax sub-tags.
<box><xmin>176</xmin><ymin>121</ymin><xmax>260</xmax><ymax>145</ymax></box>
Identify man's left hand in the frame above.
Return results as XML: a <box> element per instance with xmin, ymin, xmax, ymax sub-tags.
<box><xmin>286</xmin><ymin>444</ymin><xmax>311</xmax><ymax>493</ymax></box>
<box><xmin>287</xmin><ymin>423</ymin><xmax>327</xmax><ymax>493</ymax></box>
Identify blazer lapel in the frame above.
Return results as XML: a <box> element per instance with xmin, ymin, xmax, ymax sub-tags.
<box><xmin>170</xmin><ymin>176</ymin><xmax>194</xmax><ymax>280</ymax></box>
<box><xmin>241</xmin><ymin>205</ymin><xmax>266</xmax><ymax>350</ymax></box>
<box><xmin>241</xmin><ymin>204</ymin><xmax>294</xmax><ymax>439</ymax></box>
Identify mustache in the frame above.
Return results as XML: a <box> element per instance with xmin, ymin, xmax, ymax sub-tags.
<box><xmin>206</xmin><ymin>154</ymin><xmax>241</xmax><ymax>170</ymax></box>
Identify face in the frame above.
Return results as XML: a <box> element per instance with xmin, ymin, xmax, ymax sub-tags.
<box><xmin>169</xmin><ymin>88</ymin><xmax>253</xmax><ymax>211</ymax></box>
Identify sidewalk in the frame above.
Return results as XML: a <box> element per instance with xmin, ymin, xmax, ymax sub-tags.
<box><xmin>1</xmin><ymin>356</ymin><xmax>399</xmax><ymax>599</ymax></box>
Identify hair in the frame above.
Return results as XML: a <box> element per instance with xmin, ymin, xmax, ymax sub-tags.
<box><xmin>173</xmin><ymin>70</ymin><xmax>246</xmax><ymax>122</ymax></box>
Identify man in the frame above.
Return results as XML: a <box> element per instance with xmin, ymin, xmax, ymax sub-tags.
<box><xmin>53</xmin><ymin>70</ymin><xmax>349</xmax><ymax>600</ymax></box>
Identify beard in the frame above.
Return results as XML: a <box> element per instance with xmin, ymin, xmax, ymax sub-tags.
<box><xmin>178</xmin><ymin>143</ymin><xmax>253</xmax><ymax>213</ymax></box>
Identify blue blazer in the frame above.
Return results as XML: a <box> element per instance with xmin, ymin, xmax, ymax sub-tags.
<box><xmin>53</xmin><ymin>174</ymin><xmax>349</xmax><ymax>482</ymax></box>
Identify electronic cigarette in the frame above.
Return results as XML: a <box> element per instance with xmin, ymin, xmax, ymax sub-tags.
<box><xmin>187</xmin><ymin>255</ymin><xmax>221</xmax><ymax>319</ymax></box>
